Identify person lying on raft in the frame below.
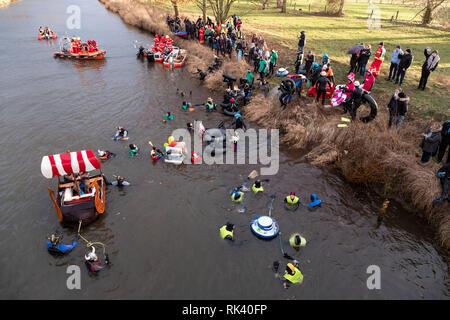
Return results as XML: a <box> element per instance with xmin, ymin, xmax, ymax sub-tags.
<box><xmin>280</xmin><ymin>261</ymin><xmax>304</xmax><ymax>288</ymax></box>
<box><xmin>84</xmin><ymin>247</ymin><xmax>110</xmax><ymax>273</ymax></box>
<box><xmin>284</xmin><ymin>191</ymin><xmax>300</xmax><ymax>210</ymax></box>
<box><xmin>113</xmin><ymin>126</ymin><xmax>128</xmax><ymax>140</ymax></box>
<box><xmin>46</xmin><ymin>232</ymin><xmax>78</xmax><ymax>255</ymax></box>
<box><xmin>433</xmin><ymin>162</ymin><xmax>450</xmax><ymax>205</ymax></box>
<box><xmin>98</xmin><ymin>150</ymin><xmax>115</xmax><ymax>160</ymax></box>
<box><xmin>110</xmin><ymin>175</ymin><xmax>130</xmax><ymax>187</ymax></box>
<box><xmin>129</xmin><ymin>144</ymin><xmax>139</xmax><ymax>156</ymax></box>
<box><xmin>150</xmin><ymin>146</ymin><xmax>164</xmax><ymax>160</ymax></box>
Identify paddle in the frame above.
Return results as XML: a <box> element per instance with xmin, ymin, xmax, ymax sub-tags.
<box><xmin>268</xmin><ymin>194</ymin><xmax>276</xmax><ymax>217</ymax></box>
<box><xmin>279</xmin><ymin>232</ymin><xmax>294</xmax><ymax>260</ymax></box>
<box><xmin>240</xmin><ymin>169</ymin><xmax>259</xmax><ymax>191</ymax></box>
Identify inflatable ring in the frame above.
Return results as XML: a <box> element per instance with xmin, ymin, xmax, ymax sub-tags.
<box><xmin>358</xmin><ymin>93</ymin><xmax>378</xmax><ymax>123</ymax></box>
<box><xmin>280</xmin><ymin>79</ymin><xmax>296</xmax><ymax>94</ymax></box>
<box><xmin>250</xmin><ymin>216</ymin><xmax>280</xmax><ymax>239</ymax></box>
<box><xmin>223</xmin><ymin>107</ymin><xmax>240</xmax><ymax>117</ymax></box>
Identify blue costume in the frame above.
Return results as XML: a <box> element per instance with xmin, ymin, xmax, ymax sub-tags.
<box><xmin>46</xmin><ymin>240</ymin><xmax>77</xmax><ymax>254</ymax></box>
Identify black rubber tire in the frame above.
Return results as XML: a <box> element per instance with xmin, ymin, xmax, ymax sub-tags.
<box><xmin>359</xmin><ymin>93</ymin><xmax>378</xmax><ymax>123</ymax></box>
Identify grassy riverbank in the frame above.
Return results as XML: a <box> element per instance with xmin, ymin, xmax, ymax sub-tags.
<box><xmin>99</xmin><ymin>0</ymin><xmax>450</xmax><ymax>249</ymax></box>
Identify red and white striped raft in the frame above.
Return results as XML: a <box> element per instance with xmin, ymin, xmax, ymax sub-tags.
<box><xmin>41</xmin><ymin>150</ymin><xmax>101</xmax><ymax>179</ymax></box>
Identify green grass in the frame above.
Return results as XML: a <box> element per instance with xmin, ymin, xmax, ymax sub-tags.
<box><xmin>151</xmin><ymin>0</ymin><xmax>450</xmax><ymax>119</ymax></box>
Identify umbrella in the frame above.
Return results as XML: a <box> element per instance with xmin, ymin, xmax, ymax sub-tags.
<box><xmin>347</xmin><ymin>44</ymin><xmax>364</xmax><ymax>55</ymax></box>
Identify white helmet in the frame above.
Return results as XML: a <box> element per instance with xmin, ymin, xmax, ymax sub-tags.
<box><xmin>85</xmin><ymin>247</ymin><xmax>97</xmax><ymax>261</ymax></box>
<box><xmin>354</xmin><ymin>81</ymin><xmax>360</xmax><ymax>87</ymax></box>
<box><xmin>320</xmin><ymin>71</ymin><xmax>326</xmax><ymax>76</ymax></box>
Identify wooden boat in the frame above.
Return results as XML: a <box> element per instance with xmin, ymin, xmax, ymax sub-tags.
<box><xmin>163</xmin><ymin>47</ymin><xmax>186</xmax><ymax>68</ymax></box>
<box><xmin>41</xmin><ymin>150</ymin><xmax>106</xmax><ymax>225</ymax></box>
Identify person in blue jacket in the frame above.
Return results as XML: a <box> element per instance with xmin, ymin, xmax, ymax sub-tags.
<box><xmin>46</xmin><ymin>232</ymin><xmax>78</xmax><ymax>255</ymax></box>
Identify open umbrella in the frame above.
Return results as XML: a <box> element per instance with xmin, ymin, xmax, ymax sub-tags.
<box><xmin>347</xmin><ymin>44</ymin><xmax>364</xmax><ymax>55</ymax></box>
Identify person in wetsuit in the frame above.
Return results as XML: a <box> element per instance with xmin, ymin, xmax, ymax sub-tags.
<box><xmin>84</xmin><ymin>247</ymin><xmax>110</xmax><ymax>273</ymax></box>
<box><xmin>433</xmin><ymin>163</ymin><xmax>450</xmax><ymax>205</ymax></box>
<box><xmin>46</xmin><ymin>232</ymin><xmax>78</xmax><ymax>255</ymax></box>
<box><xmin>231</xmin><ymin>113</ymin><xmax>247</xmax><ymax>131</ymax></box>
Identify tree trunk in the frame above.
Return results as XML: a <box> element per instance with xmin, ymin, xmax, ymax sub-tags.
<box><xmin>282</xmin><ymin>0</ymin><xmax>287</xmax><ymax>12</ymax></box>
<box><xmin>422</xmin><ymin>6</ymin><xmax>433</xmax><ymax>24</ymax></box>
<box><xmin>171</xmin><ymin>0</ymin><xmax>179</xmax><ymax>18</ymax></box>
<box><xmin>276</xmin><ymin>0</ymin><xmax>282</xmax><ymax>8</ymax></box>
<box><xmin>202</xmin><ymin>0</ymin><xmax>206</xmax><ymax>22</ymax></box>
<box><xmin>337</xmin><ymin>0</ymin><xmax>345</xmax><ymax>15</ymax></box>
<box><xmin>263</xmin><ymin>0</ymin><xmax>270</xmax><ymax>9</ymax></box>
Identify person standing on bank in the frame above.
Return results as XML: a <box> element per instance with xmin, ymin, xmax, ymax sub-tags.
<box><xmin>386</xmin><ymin>45</ymin><xmax>403</xmax><ymax>81</ymax></box>
<box><xmin>418</xmin><ymin>47</ymin><xmax>440</xmax><ymax>90</ymax></box>
<box><xmin>395</xmin><ymin>49</ymin><xmax>413</xmax><ymax>86</ymax></box>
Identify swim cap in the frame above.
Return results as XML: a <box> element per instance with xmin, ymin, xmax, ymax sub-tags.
<box><xmin>290</xmin><ymin>191</ymin><xmax>295</xmax><ymax>196</ymax></box>
<box><xmin>354</xmin><ymin>81</ymin><xmax>360</xmax><ymax>87</ymax></box>
<box><xmin>168</xmin><ymin>136</ymin><xmax>175</xmax><ymax>144</ymax></box>
<box><xmin>230</xmin><ymin>98</ymin><xmax>235</xmax><ymax>102</ymax></box>
<box><xmin>84</xmin><ymin>247</ymin><xmax>97</xmax><ymax>261</ymax></box>
<box><xmin>312</xmin><ymin>62</ymin><xmax>319</xmax><ymax>68</ymax></box>
<box><xmin>320</xmin><ymin>71</ymin><xmax>326</xmax><ymax>76</ymax></box>
<box><xmin>347</xmin><ymin>73</ymin><xmax>355</xmax><ymax>81</ymax></box>
<box><xmin>235</xmin><ymin>113</ymin><xmax>242</xmax><ymax>118</ymax></box>
<box><xmin>323</xmin><ymin>53</ymin><xmax>328</xmax><ymax>58</ymax></box>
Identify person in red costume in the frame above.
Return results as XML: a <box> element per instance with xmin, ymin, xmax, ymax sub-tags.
<box><xmin>199</xmin><ymin>26</ymin><xmax>205</xmax><ymax>44</ymax></box>
<box><xmin>166</xmin><ymin>35</ymin><xmax>173</xmax><ymax>51</ymax></box>
<box><xmin>370</xmin><ymin>42</ymin><xmax>386</xmax><ymax>77</ymax></box>
<box><xmin>361</xmin><ymin>67</ymin><xmax>375</xmax><ymax>92</ymax></box>
<box><xmin>346</xmin><ymin>72</ymin><xmax>355</xmax><ymax>92</ymax></box>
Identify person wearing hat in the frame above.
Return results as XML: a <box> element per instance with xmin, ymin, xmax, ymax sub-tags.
<box><xmin>46</xmin><ymin>232</ymin><xmax>79</xmax><ymax>255</ymax></box>
<box><xmin>315</xmin><ymin>70</ymin><xmax>331</xmax><ymax>105</ymax></box>
<box><xmin>269</xmin><ymin>49</ymin><xmax>278</xmax><ymax>76</ymax></box>
<box><xmin>284</xmin><ymin>191</ymin><xmax>300</xmax><ymax>210</ymax></box>
<box><xmin>346</xmin><ymin>80</ymin><xmax>363</xmax><ymax>120</ymax></box>
<box><xmin>304</xmin><ymin>50</ymin><xmax>315</xmax><ymax>77</ymax></box>
<box><xmin>298</xmin><ymin>31</ymin><xmax>306</xmax><ymax>55</ymax></box>
<box><xmin>113</xmin><ymin>126</ymin><xmax>128</xmax><ymax>140</ymax></box>
<box><xmin>387</xmin><ymin>45</ymin><xmax>403</xmax><ymax>81</ymax></box>
<box><xmin>418</xmin><ymin>47</ymin><xmax>440</xmax><ymax>90</ymax></box>
<box><xmin>231</xmin><ymin>113</ymin><xmax>247</xmax><ymax>131</ymax></box>
<box><xmin>283</xmin><ymin>262</ymin><xmax>303</xmax><ymax>288</ymax></box>
<box><xmin>84</xmin><ymin>247</ymin><xmax>109</xmax><ymax>273</ymax></box>
<box><xmin>219</xmin><ymin>222</ymin><xmax>235</xmax><ymax>241</ymax></box>
<box><xmin>370</xmin><ymin>42</ymin><xmax>386</xmax><ymax>76</ymax></box>
<box><xmin>308</xmin><ymin>193</ymin><xmax>322</xmax><ymax>207</ymax></box>
<box><xmin>289</xmin><ymin>233</ymin><xmax>306</xmax><ymax>249</ymax></box>
<box><xmin>395</xmin><ymin>49</ymin><xmax>413</xmax><ymax>86</ymax></box>
<box><xmin>205</xmin><ymin>97</ymin><xmax>216</xmax><ymax>112</ymax></box>
<box><xmin>420</xmin><ymin>122</ymin><xmax>442</xmax><ymax>163</ymax></box>
<box><xmin>361</xmin><ymin>67</ymin><xmax>375</xmax><ymax>92</ymax></box>
<box><xmin>98</xmin><ymin>150</ymin><xmax>115</xmax><ymax>160</ymax></box>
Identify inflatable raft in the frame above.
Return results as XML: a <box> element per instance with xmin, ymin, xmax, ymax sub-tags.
<box><xmin>250</xmin><ymin>216</ymin><xmax>280</xmax><ymax>239</ymax></box>
<box><xmin>54</xmin><ymin>50</ymin><xmax>106</xmax><ymax>60</ymax></box>
<box><xmin>163</xmin><ymin>48</ymin><xmax>186</xmax><ymax>68</ymax></box>
<box><xmin>174</xmin><ymin>31</ymin><xmax>188</xmax><ymax>37</ymax></box>
<box><xmin>38</xmin><ymin>33</ymin><xmax>57</xmax><ymax>40</ymax></box>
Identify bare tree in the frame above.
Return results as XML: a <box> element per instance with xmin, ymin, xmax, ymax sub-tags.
<box><xmin>194</xmin><ymin>0</ymin><xmax>208</xmax><ymax>21</ymax></box>
<box><xmin>422</xmin><ymin>0</ymin><xmax>446</xmax><ymax>24</ymax></box>
<box><xmin>282</xmin><ymin>0</ymin><xmax>287</xmax><ymax>12</ymax></box>
<box><xmin>207</xmin><ymin>0</ymin><xmax>237</xmax><ymax>23</ymax></box>
<box><xmin>326</xmin><ymin>0</ymin><xmax>345</xmax><ymax>16</ymax></box>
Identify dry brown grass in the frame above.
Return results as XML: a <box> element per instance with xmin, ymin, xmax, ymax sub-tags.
<box><xmin>99</xmin><ymin>0</ymin><xmax>251</xmax><ymax>91</ymax></box>
<box><xmin>244</xmin><ymin>95</ymin><xmax>450</xmax><ymax>247</ymax></box>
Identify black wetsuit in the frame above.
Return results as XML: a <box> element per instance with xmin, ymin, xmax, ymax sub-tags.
<box><xmin>315</xmin><ymin>76</ymin><xmax>331</xmax><ymax>105</ymax></box>
<box><xmin>347</xmin><ymin>87</ymin><xmax>363</xmax><ymax>120</ymax></box>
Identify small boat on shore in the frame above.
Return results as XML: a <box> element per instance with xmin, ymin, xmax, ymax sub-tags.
<box><xmin>41</xmin><ymin>150</ymin><xmax>106</xmax><ymax>225</ymax></box>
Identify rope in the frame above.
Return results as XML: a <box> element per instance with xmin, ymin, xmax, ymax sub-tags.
<box><xmin>77</xmin><ymin>221</ymin><xmax>106</xmax><ymax>254</ymax></box>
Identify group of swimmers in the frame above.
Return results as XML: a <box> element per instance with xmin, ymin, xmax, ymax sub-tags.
<box><xmin>223</xmin><ymin>178</ymin><xmax>322</xmax><ymax>288</ymax></box>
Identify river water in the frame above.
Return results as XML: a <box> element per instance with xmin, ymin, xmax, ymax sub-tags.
<box><xmin>0</xmin><ymin>0</ymin><xmax>448</xmax><ymax>299</ymax></box>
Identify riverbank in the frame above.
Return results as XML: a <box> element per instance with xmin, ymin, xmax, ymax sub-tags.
<box><xmin>98</xmin><ymin>0</ymin><xmax>251</xmax><ymax>92</ymax></box>
<box><xmin>98</xmin><ymin>0</ymin><xmax>450</xmax><ymax>249</ymax></box>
